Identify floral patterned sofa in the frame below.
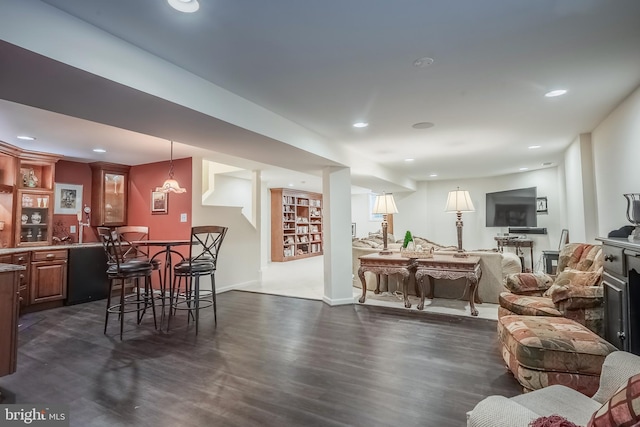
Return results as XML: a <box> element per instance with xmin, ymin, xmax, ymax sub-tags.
<box><xmin>352</xmin><ymin>234</ymin><xmax>522</xmax><ymax>304</ymax></box>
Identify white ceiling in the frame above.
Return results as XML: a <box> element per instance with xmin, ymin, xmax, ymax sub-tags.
<box><xmin>1</xmin><ymin>0</ymin><xmax>639</xmax><ymax>191</ymax></box>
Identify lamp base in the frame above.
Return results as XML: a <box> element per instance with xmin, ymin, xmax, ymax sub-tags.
<box><xmin>379</xmin><ymin>250</ymin><xmax>393</xmax><ymax>256</ymax></box>
<box><xmin>453</xmin><ymin>250</ymin><xmax>469</xmax><ymax>258</ymax></box>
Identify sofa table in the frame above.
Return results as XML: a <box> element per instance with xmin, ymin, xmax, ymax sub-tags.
<box><xmin>495</xmin><ymin>237</ymin><xmax>534</xmax><ymax>272</ymax></box>
<box><xmin>415</xmin><ymin>255</ymin><xmax>482</xmax><ymax>316</ymax></box>
<box><xmin>358</xmin><ymin>253</ymin><xmax>416</xmax><ymax>308</ymax></box>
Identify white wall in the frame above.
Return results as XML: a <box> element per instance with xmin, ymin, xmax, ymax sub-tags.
<box><xmin>202</xmin><ymin>173</ymin><xmax>253</xmax><ymax>223</ymax></box>
<box><xmin>351</xmin><ymin>193</ymin><xmax>385</xmax><ymax>238</ymax></box>
<box><xmin>563</xmin><ymin>133</ymin><xmax>599</xmax><ymax>243</ymax></box>
<box><xmin>192</xmin><ymin>157</ymin><xmax>260</xmax><ymax>291</ymax></box>
<box><xmin>592</xmin><ymin>85</ymin><xmax>640</xmax><ymax>237</ymax></box>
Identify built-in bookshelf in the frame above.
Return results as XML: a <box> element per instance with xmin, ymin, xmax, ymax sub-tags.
<box><xmin>270</xmin><ymin>188</ymin><xmax>323</xmax><ymax>262</ymax></box>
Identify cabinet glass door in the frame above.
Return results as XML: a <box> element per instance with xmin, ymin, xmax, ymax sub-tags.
<box><xmin>104</xmin><ymin>173</ymin><xmax>126</xmax><ymax>225</ymax></box>
<box><xmin>18</xmin><ymin>191</ymin><xmax>51</xmax><ymax>245</ymax></box>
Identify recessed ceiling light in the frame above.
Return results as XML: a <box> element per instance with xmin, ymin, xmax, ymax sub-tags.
<box><xmin>413</xmin><ymin>57</ymin><xmax>434</xmax><ymax>68</ymax></box>
<box><xmin>412</xmin><ymin>122</ymin><xmax>434</xmax><ymax>130</ymax></box>
<box><xmin>93</xmin><ymin>148</ymin><xmax>106</xmax><ymax>153</ymax></box>
<box><xmin>353</xmin><ymin>122</ymin><xmax>368</xmax><ymax>128</ymax></box>
<box><xmin>430</xmin><ymin>173</ymin><xmax>438</xmax><ymax>177</ymax></box>
<box><xmin>528</xmin><ymin>145</ymin><xmax>541</xmax><ymax>149</ymax></box>
<box><xmin>288</xmin><ymin>183</ymin><xmax>294</xmax><ymax>187</ymax></box>
<box><xmin>519</xmin><ymin>167</ymin><xmax>529</xmax><ymax>171</ymax></box>
<box><xmin>545</xmin><ymin>89</ymin><xmax>567</xmax><ymax>98</ymax></box>
<box><xmin>17</xmin><ymin>135</ymin><xmax>35</xmax><ymax>141</ymax></box>
<box><xmin>167</xmin><ymin>0</ymin><xmax>199</xmax><ymax>13</ymax></box>
<box><xmin>404</xmin><ymin>158</ymin><xmax>415</xmax><ymax>162</ymax></box>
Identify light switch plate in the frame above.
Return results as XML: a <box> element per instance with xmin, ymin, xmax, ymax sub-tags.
<box><xmin>180</xmin><ymin>213</ymin><xmax>187</xmax><ymax>222</ymax></box>
<box><xmin>70</xmin><ymin>225</ymin><xmax>76</xmax><ymax>233</ymax></box>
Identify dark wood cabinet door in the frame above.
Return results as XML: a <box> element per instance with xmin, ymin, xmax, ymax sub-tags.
<box><xmin>12</xmin><ymin>252</ymin><xmax>30</xmax><ymax>309</ymax></box>
<box><xmin>30</xmin><ymin>260</ymin><xmax>67</xmax><ymax>304</ymax></box>
<box><xmin>0</xmin><ymin>270</ymin><xmax>20</xmax><ymax>377</ymax></box>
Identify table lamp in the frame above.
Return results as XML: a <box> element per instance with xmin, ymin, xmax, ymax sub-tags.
<box><xmin>372</xmin><ymin>192</ymin><xmax>398</xmax><ymax>255</ymax></box>
<box><xmin>445</xmin><ymin>188</ymin><xmax>475</xmax><ymax>257</ymax></box>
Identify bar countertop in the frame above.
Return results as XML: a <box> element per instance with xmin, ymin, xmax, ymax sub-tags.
<box><xmin>0</xmin><ymin>243</ymin><xmax>103</xmax><ymax>256</ymax></box>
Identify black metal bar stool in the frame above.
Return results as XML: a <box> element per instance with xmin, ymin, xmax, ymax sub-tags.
<box><xmin>168</xmin><ymin>225</ymin><xmax>228</xmax><ymax>334</ymax></box>
<box><xmin>115</xmin><ymin>225</ymin><xmax>163</xmax><ymax>301</ymax></box>
<box><xmin>98</xmin><ymin>227</ymin><xmax>157</xmax><ymax>340</ymax></box>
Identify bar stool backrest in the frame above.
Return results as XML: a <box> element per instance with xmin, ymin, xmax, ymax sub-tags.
<box><xmin>189</xmin><ymin>225</ymin><xmax>228</xmax><ymax>270</ymax></box>
<box><xmin>97</xmin><ymin>226</ymin><xmax>127</xmax><ymax>270</ymax></box>
<box><xmin>116</xmin><ymin>225</ymin><xmax>151</xmax><ymax>261</ymax></box>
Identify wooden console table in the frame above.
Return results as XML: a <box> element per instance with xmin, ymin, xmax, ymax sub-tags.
<box><xmin>495</xmin><ymin>237</ymin><xmax>534</xmax><ymax>272</ymax></box>
<box><xmin>357</xmin><ymin>253</ymin><xmax>416</xmax><ymax>308</ymax></box>
<box><xmin>415</xmin><ymin>255</ymin><xmax>482</xmax><ymax>316</ymax></box>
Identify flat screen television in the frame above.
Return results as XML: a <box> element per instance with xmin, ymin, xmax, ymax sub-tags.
<box><xmin>486</xmin><ymin>187</ymin><xmax>537</xmax><ymax>227</ymax></box>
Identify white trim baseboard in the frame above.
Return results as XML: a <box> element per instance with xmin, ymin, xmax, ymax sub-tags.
<box><xmin>322</xmin><ymin>296</ymin><xmax>354</xmax><ymax>306</ymax></box>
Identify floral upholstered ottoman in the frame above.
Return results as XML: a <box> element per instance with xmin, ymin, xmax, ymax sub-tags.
<box><xmin>498</xmin><ymin>315</ymin><xmax>617</xmax><ymax>396</ymax></box>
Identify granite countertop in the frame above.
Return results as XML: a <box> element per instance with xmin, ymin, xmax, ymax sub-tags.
<box><xmin>0</xmin><ymin>243</ymin><xmax>103</xmax><ymax>255</ymax></box>
<box><xmin>0</xmin><ymin>263</ymin><xmax>26</xmax><ymax>272</ymax></box>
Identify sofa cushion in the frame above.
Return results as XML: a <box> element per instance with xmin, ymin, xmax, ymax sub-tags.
<box><xmin>498</xmin><ymin>315</ymin><xmax>616</xmax><ymax>375</ymax></box>
<box><xmin>558</xmin><ymin>243</ymin><xmax>603</xmax><ymax>273</ymax></box>
<box><xmin>504</xmin><ymin>272</ymin><xmax>553</xmax><ymax>295</ymax></box>
<box><xmin>549</xmin><ymin>269</ymin><xmax>603</xmax><ymax>291</ymax></box>
<box><xmin>587</xmin><ymin>373</ymin><xmax>640</xmax><ymax>427</ymax></box>
<box><xmin>499</xmin><ymin>292</ymin><xmax>562</xmax><ymax>317</ymax></box>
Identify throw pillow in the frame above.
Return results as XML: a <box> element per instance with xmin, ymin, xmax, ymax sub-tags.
<box><xmin>529</xmin><ymin>415</ymin><xmax>580</xmax><ymax>427</ymax></box>
<box><xmin>554</xmin><ymin>269</ymin><xmax>601</xmax><ymax>288</ymax></box>
<box><xmin>587</xmin><ymin>373</ymin><xmax>640</xmax><ymax>427</ymax></box>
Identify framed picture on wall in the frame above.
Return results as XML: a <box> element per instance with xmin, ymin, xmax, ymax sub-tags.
<box><xmin>54</xmin><ymin>183</ymin><xmax>83</xmax><ymax>215</ymax></box>
<box><xmin>151</xmin><ymin>190</ymin><xmax>168</xmax><ymax>214</ymax></box>
<box><xmin>536</xmin><ymin>197</ymin><xmax>548</xmax><ymax>214</ymax></box>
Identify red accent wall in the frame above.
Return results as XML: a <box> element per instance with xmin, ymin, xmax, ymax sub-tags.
<box><xmin>128</xmin><ymin>157</ymin><xmax>192</xmax><ymax>241</ymax></box>
<box><xmin>54</xmin><ymin>157</ymin><xmax>192</xmax><ymax>244</ymax></box>
<box><xmin>53</xmin><ymin>160</ymin><xmax>95</xmax><ymax>243</ymax></box>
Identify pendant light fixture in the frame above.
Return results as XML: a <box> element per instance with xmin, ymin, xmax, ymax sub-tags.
<box><xmin>156</xmin><ymin>140</ymin><xmax>186</xmax><ymax>194</ymax></box>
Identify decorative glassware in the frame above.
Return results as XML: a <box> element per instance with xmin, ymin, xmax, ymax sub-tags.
<box><xmin>31</xmin><ymin>212</ymin><xmax>41</xmax><ymax>224</ymax></box>
<box><xmin>624</xmin><ymin>193</ymin><xmax>640</xmax><ymax>242</ymax></box>
<box><xmin>21</xmin><ymin>214</ymin><xmax>28</xmax><ymax>224</ymax></box>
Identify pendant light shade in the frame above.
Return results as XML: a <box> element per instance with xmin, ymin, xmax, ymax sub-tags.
<box><xmin>156</xmin><ymin>141</ymin><xmax>187</xmax><ymax>194</ymax></box>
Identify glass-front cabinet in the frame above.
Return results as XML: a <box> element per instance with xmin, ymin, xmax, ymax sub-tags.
<box><xmin>90</xmin><ymin>162</ymin><xmax>130</xmax><ymax>227</ymax></box>
<box><xmin>16</xmin><ymin>190</ymin><xmax>52</xmax><ymax>246</ymax></box>
<box><xmin>0</xmin><ymin>141</ymin><xmax>60</xmax><ymax>248</ymax></box>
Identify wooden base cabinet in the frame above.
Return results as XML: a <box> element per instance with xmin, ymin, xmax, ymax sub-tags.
<box><xmin>270</xmin><ymin>188</ymin><xmax>323</xmax><ymax>262</ymax></box>
<box><xmin>29</xmin><ymin>249</ymin><xmax>67</xmax><ymax>305</ymax></box>
<box><xmin>0</xmin><ymin>266</ymin><xmax>23</xmax><ymax>377</ymax></box>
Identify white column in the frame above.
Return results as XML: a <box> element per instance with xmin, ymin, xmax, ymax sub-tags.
<box><xmin>322</xmin><ymin>167</ymin><xmax>354</xmax><ymax>305</ymax></box>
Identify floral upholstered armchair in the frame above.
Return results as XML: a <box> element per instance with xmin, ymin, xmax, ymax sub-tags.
<box><xmin>498</xmin><ymin>243</ymin><xmax>604</xmax><ymax>335</ymax></box>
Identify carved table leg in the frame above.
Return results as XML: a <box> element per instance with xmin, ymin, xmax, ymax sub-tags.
<box><xmin>402</xmin><ymin>272</ymin><xmax>411</xmax><ymax>308</ymax></box>
<box><xmin>427</xmin><ymin>276</ymin><xmax>435</xmax><ymax>299</ymax></box>
<box><xmin>473</xmin><ymin>269</ymin><xmax>483</xmax><ymax>304</ymax></box>
<box><xmin>417</xmin><ymin>274</ymin><xmax>425</xmax><ymax>310</ymax></box>
<box><xmin>358</xmin><ymin>267</ymin><xmax>367</xmax><ymax>303</ymax></box>
<box><xmin>374</xmin><ymin>274</ymin><xmax>381</xmax><ymax>294</ymax></box>
<box><xmin>468</xmin><ymin>277</ymin><xmax>479</xmax><ymax>316</ymax></box>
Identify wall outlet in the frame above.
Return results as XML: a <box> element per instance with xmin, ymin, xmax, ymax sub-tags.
<box><xmin>180</xmin><ymin>213</ymin><xmax>187</xmax><ymax>223</ymax></box>
<box><xmin>70</xmin><ymin>225</ymin><xmax>76</xmax><ymax>233</ymax></box>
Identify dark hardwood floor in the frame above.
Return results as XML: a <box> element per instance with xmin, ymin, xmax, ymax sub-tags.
<box><xmin>1</xmin><ymin>291</ymin><xmax>521</xmax><ymax>426</ymax></box>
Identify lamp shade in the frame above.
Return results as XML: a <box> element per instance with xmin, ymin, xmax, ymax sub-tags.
<box><xmin>373</xmin><ymin>193</ymin><xmax>399</xmax><ymax>215</ymax></box>
<box><xmin>156</xmin><ymin>178</ymin><xmax>186</xmax><ymax>194</ymax></box>
<box><xmin>445</xmin><ymin>189</ymin><xmax>475</xmax><ymax>212</ymax></box>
